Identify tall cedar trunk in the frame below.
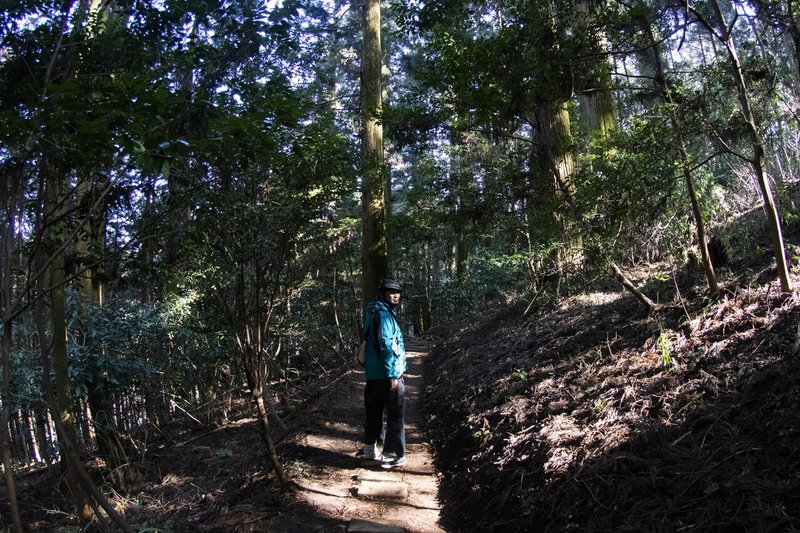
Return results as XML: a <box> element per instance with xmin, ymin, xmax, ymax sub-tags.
<box><xmin>77</xmin><ymin>175</ymin><xmax>141</xmax><ymax>488</ymax></box>
<box><xmin>573</xmin><ymin>0</ymin><xmax>618</xmax><ymax>153</ymax></box>
<box><xmin>361</xmin><ymin>0</ymin><xmax>389</xmax><ymax>303</ymax></box>
<box><xmin>75</xmin><ymin>176</ymin><xmax>106</xmax><ymax>305</ymax></box>
<box><xmin>693</xmin><ymin>0</ymin><xmax>792</xmax><ymax>293</ymax></box>
<box><xmin>638</xmin><ymin>13</ymin><xmax>720</xmax><ymax>296</ymax></box>
<box><xmin>84</xmin><ymin>2</ymin><xmax>143</xmax><ymax>484</ymax></box>
<box><xmin>9</xmin><ymin>413</ymin><xmax>23</xmax><ymax>461</ymax></box>
<box><xmin>16</xmin><ymin>410</ymin><xmax>34</xmax><ymax>464</ymax></box>
<box><xmin>1</xmin><ymin>165</ymin><xmax>24</xmax><ymax>531</ymax></box>
<box><xmin>534</xmin><ymin>100</ymin><xmax>583</xmax><ymax>271</ymax></box>
<box><xmin>45</xmin><ymin>169</ymin><xmax>94</xmax><ymax>522</ymax></box>
<box><xmin>34</xmin><ymin>401</ymin><xmax>53</xmax><ymax>465</ymax></box>
<box><xmin>26</xmin><ymin>409</ymin><xmax>42</xmax><ymax>463</ymax></box>
<box><xmin>577</xmin><ymin>89</ymin><xmax>617</xmax><ymax>145</ymax></box>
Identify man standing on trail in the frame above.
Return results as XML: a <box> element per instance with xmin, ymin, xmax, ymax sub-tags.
<box><xmin>362</xmin><ymin>277</ymin><xmax>407</xmax><ymax>468</ymax></box>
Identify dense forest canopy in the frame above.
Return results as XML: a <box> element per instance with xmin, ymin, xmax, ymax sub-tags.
<box><xmin>0</xmin><ymin>0</ymin><xmax>798</xmax><ymax>528</ymax></box>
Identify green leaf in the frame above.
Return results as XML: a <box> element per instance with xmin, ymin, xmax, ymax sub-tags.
<box><xmin>216</xmin><ymin>447</ymin><xmax>234</xmax><ymax>458</ymax></box>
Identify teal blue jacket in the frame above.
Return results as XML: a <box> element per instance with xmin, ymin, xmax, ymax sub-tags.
<box><xmin>363</xmin><ymin>300</ymin><xmax>406</xmax><ymax>380</ymax></box>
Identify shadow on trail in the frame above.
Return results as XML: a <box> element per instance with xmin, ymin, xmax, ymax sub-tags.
<box><xmin>272</xmin><ymin>339</ymin><xmax>443</xmax><ymax>532</ymax></box>
<box><xmin>283</xmin><ymin>442</ymin><xmax>363</xmax><ymax>470</ymax></box>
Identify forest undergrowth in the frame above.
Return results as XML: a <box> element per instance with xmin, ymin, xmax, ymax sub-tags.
<box><xmin>11</xmin><ymin>255</ymin><xmax>800</xmax><ymax>532</ymax></box>
<box><xmin>424</xmin><ymin>258</ymin><xmax>800</xmax><ymax>532</ymax></box>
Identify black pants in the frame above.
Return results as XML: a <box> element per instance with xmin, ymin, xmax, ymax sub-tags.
<box><xmin>363</xmin><ymin>377</ymin><xmax>405</xmax><ymax>457</ymax></box>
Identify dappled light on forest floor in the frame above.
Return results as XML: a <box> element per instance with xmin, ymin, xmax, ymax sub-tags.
<box><xmin>263</xmin><ymin>343</ymin><xmax>444</xmax><ymax>532</ymax></box>
<box><xmin>16</xmin><ymin>346</ymin><xmax>444</xmax><ymax>532</ymax></box>
<box><xmin>425</xmin><ymin>270</ymin><xmax>800</xmax><ymax>532</ymax></box>
<box><xmin>561</xmin><ymin>291</ymin><xmax>626</xmax><ymax>308</ymax></box>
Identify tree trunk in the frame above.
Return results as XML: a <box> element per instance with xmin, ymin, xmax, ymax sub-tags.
<box><xmin>45</xmin><ymin>169</ymin><xmax>95</xmax><ymax>522</ymax></box>
<box><xmin>693</xmin><ymin>1</ymin><xmax>792</xmax><ymax>293</ymax></box>
<box><xmin>573</xmin><ymin>0</ymin><xmax>618</xmax><ymax>153</ymax></box>
<box><xmin>1</xmin><ymin>188</ymin><xmax>24</xmax><ymax>531</ymax></box>
<box><xmin>360</xmin><ymin>0</ymin><xmax>389</xmax><ymax>303</ymax></box>
<box><xmin>35</xmin><ymin>287</ymin><xmax>135</xmax><ymax>533</ymax></box>
<box><xmin>75</xmin><ymin>175</ymin><xmax>107</xmax><ymax>305</ymax></box>
<box><xmin>683</xmin><ymin>163</ymin><xmax>720</xmax><ymax>296</ymax></box>
<box><xmin>577</xmin><ymin>88</ymin><xmax>618</xmax><ymax>145</ymax></box>
<box><xmin>78</xmin><ymin>0</ymin><xmax>144</xmax><ymax>487</ymax></box>
<box><xmin>87</xmin><ymin>385</ymin><xmax>142</xmax><ymax>488</ymax></box>
<box><xmin>534</xmin><ymin>99</ymin><xmax>583</xmax><ymax>271</ymax></box>
<box><xmin>25</xmin><ymin>408</ymin><xmax>43</xmax><ymax>464</ymax></box>
<box><xmin>34</xmin><ymin>401</ymin><xmax>54</xmax><ymax>465</ymax></box>
<box><xmin>639</xmin><ymin>14</ymin><xmax>720</xmax><ymax>296</ymax></box>
<box><xmin>245</xmin><ymin>363</ymin><xmax>287</xmax><ymax>484</ymax></box>
<box><xmin>76</xmin><ymin>174</ymin><xmax>141</xmax><ymax>488</ymax></box>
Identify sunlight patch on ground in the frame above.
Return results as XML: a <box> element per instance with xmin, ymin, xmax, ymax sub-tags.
<box><xmin>562</xmin><ymin>291</ymin><xmax>625</xmax><ymax>309</ymax></box>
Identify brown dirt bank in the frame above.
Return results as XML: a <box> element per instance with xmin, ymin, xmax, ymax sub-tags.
<box><xmin>424</xmin><ymin>272</ymin><xmax>800</xmax><ymax>532</ymax></box>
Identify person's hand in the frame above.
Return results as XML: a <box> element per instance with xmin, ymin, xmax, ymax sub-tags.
<box><xmin>390</xmin><ymin>378</ymin><xmax>399</xmax><ymax>391</ymax></box>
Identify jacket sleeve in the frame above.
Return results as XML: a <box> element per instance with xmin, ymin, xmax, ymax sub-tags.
<box><xmin>377</xmin><ymin>310</ymin><xmax>404</xmax><ymax>378</ymax></box>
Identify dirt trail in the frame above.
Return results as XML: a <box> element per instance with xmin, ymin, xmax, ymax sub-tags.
<box><xmin>267</xmin><ymin>338</ymin><xmax>444</xmax><ymax>532</ymax></box>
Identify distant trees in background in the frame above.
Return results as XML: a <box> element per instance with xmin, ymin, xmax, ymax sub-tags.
<box><xmin>0</xmin><ymin>0</ymin><xmax>798</xmax><ymax>527</ymax></box>
<box><xmin>392</xmin><ymin>0</ymin><xmax>798</xmax><ymax>301</ymax></box>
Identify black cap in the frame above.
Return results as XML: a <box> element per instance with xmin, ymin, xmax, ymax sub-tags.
<box><xmin>379</xmin><ymin>277</ymin><xmax>403</xmax><ymax>292</ymax></box>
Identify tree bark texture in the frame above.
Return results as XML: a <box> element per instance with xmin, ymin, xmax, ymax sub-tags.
<box><xmin>360</xmin><ymin>0</ymin><xmax>389</xmax><ymax>304</ymax></box>
<box><xmin>572</xmin><ymin>0</ymin><xmax>618</xmax><ymax>151</ymax></box>
<box><xmin>534</xmin><ymin>100</ymin><xmax>583</xmax><ymax>271</ymax></box>
<box><xmin>45</xmin><ymin>169</ymin><xmax>95</xmax><ymax>522</ymax></box>
<box><xmin>1</xmin><ymin>163</ymin><xmax>24</xmax><ymax>531</ymax></box>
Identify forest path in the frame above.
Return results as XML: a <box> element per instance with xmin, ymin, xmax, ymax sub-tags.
<box><xmin>267</xmin><ymin>338</ymin><xmax>444</xmax><ymax>532</ymax></box>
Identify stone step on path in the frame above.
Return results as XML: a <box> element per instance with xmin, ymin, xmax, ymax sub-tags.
<box><xmin>349</xmin><ymin>470</ymin><xmax>410</xmax><ymax>532</ymax></box>
<box><xmin>354</xmin><ymin>469</ymin><xmax>409</xmax><ymax>500</ymax></box>
<box><xmin>347</xmin><ymin>518</ymin><xmax>406</xmax><ymax>533</ymax></box>
<box><xmin>345</xmin><ymin>341</ymin><xmax>443</xmax><ymax>532</ymax></box>
<box><xmin>272</xmin><ymin>340</ymin><xmax>443</xmax><ymax>532</ymax></box>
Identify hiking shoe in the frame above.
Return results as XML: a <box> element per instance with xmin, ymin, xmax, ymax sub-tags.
<box><xmin>381</xmin><ymin>455</ymin><xmax>407</xmax><ymax>469</ymax></box>
<box><xmin>362</xmin><ymin>444</ymin><xmax>383</xmax><ymax>461</ymax></box>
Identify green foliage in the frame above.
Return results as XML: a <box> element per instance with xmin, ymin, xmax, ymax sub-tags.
<box><xmin>657</xmin><ymin>331</ymin><xmax>678</xmax><ymax>371</ymax></box>
<box><xmin>428</xmin><ymin>246</ymin><xmax>553</xmax><ymax>317</ymax></box>
<box><xmin>2</xmin><ymin>0</ymin><xmax>800</xmax><ymax>500</ymax></box>
<box><xmin>66</xmin><ymin>290</ymin><xmax>226</xmax><ymax>402</ymax></box>
<box><xmin>215</xmin><ymin>447</ymin><xmax>234</xmax><ymax>458</ymax></box>
<box><xmin>4</xmin><ymin>328</ymin><xmax>43</xmax><ymax>413</ymax></box>
<box><xmin>574</xmin><ymin>113</ymin><xmax>684</xmax><ymax>251</ymax></box>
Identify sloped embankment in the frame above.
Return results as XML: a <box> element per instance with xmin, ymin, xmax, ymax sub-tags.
<box><xmin>425</xmin><ymin>276</ymin><xmax>800</xmax><ymax>532</ymax></box>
